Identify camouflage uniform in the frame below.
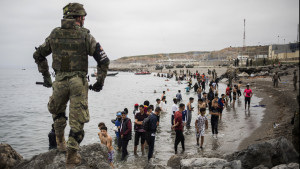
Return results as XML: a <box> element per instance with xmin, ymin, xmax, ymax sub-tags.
<box><xmin>33</xmin><ymin>12</ymin><xmax>109</xmax><ymax>151</ymax></box>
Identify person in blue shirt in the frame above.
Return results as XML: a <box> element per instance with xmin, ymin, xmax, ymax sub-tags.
<box><xmin>114</xmin><ymin>112</ymin><xmax>122</xmax><ymax>150</ymax></box>
<box><xmin>218</xmin><ymin>94</ymin><xmax>225</xmax><ymax>120</ymax></box>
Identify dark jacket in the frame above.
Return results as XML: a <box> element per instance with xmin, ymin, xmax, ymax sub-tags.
<box><xmin>148</xmin><ymin>113</ymin><xmax>158</xmax><ymax>133</ymax></box>
<box><xmin>120</xmin><ymin>118</ymin><xmax>132</xmax><ymax>140</ymax></box>
<box><xmin>208</xmin><ymin>90</ymin><xmax>214</xmax><ymax>101</ymax></box>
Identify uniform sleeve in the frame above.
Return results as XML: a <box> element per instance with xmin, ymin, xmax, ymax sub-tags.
<box><xmin>33</xmin><ymin>35</ymin><xmax>52</xmax><ymax>76</ymax></box>
<box><xmin>86</xmin><ymin>33</ymin><xmax>97</xmax><ymax>56</ymax></box>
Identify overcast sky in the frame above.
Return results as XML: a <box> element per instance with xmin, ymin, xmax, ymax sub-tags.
<box><xmin>0</xmin><ymin>0</ymin><xmax>298</xmax><ymax>68</ymax></box>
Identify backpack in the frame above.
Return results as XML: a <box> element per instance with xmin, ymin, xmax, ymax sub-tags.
<box><xmin>142</xmin><ymin>115</ymin><xmax>151</xmax><ymax>131</ymax></box>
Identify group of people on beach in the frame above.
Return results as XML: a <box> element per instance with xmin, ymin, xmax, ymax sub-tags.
<box><xmin>98</xmin><ymin>70</ymin><xmax>254</xmax><ymax>168</ymax></box>
<box><xmin>47</xmin><ymin>69</ymin><xmax>254</xmax><ymax>168</ymax></box>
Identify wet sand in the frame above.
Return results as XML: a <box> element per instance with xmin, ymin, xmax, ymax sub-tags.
<box><xmin>238</xmin><ymin>68</ymin><xmax>299</xmax><ymax>150</ymax></box>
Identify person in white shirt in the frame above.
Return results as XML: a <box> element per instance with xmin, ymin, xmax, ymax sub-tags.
<box><xmin>161</xmin><ymin>96</ymin><xmax>168</xmax><ymax>113</ymax></box>
<box><xmin>171</xmin><ymin>98</ymin><xmax>178</xmax><ymax>126</ymax></box>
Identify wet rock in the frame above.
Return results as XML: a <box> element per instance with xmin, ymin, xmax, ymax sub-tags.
<box><xmin>238</xmin><ymin>72</ymin><xmax>249</xmax><ymax>77</ymax></box>
<box><xmin>220</xmin><ymin>78</ymin><xmax>228</xmax><ymax>83</ymax></box>
<box><xmin>144</xmin><ymin>163</ymin><xmax>171</xmax><ymax>169</ymax></box>
<box><xmin>257</xmin><ymin>71</ymin><xmax>269</xmax><ymax>76</ymax></box>
<box><xmin>261</xmin><ymin>67</ymin><xmax>270</xmax><ymax>72</ymax></box>
<box><xmin>226</xmin><ymin>137</ymin><xmax>299</xmax><ymax>169</ymax></box>
<box><xmin>180</xmin><ymin>158</ymin><xmax>241</xmax><ymax>169</ymax></box>
<box><xmin>278</xmin><ymin>71</ymin><xmax>289</xmax><ymax>76</ymax></box>
<box><xmin>145</xmin><ymin>159</ymin><xmax>171</xmax><ymax>169</ymax></box>
<box><xmin>167</xmin><ymin>155</ymin><xmax>183</xmax><ymax>169</ymax></box>
<box><xmin>280</xmin><ymin>65</ymin><xmax>287</xmax><ymax>70</ymax></box>
<box><xmin>0</xmin><ymin>143</ymin><xmax>23</xmax><ymax>169</ymax></box>
<box><xmin>14</xmin><ymin>143</ymin><xmax>110</xmax><ymax>169</ymax></box>
<box><xmin>271</xmin><ymin>163</ymin><xmax>299</xmax><ymax>169</ymax></box>
<box><xmin>253</xmin><ymin>165</ymin><xmax>269</xmax><ymax>169</ymax></box>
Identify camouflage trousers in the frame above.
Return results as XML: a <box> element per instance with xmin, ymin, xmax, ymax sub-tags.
<box><xmin>48</xmin><ymin>75</ymin><xmax>89</xmax><ymax>150</ymax></box>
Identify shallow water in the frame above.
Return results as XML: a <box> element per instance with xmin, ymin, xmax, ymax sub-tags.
<box><xmin>0</xmin><ymin>68</ymin><xmax>264</xmax><ymax>168</ymax></box>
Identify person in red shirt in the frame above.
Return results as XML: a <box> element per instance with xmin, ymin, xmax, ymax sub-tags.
<box><xmin>225</xmin><ymin>84</ymin><xmax>231</xmax><ymax>107</ymax></box>
<box><xmin>243</xmin><ymin>84</ymin><xmax>253</xmax><ymax>110</ymax></box>
<box><xmin>172</xmin><ymin>103</ymin><xmax>185</xmax><ymax>154</ymax></box>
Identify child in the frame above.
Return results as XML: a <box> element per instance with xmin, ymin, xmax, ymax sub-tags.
<box><xmin>114</xmin><ymin>112</ymin><xmax>122</xmax><ymax>150</ymax></box>
<box><xmin>98</xmin><ymin>122</ymin><xmax>106</xmax><ymax>144</ymax></box>
<box><xmin>195</xmin><ymin>108</ymin><xmax>208</xmax><ymax>148</ymax></box>
<box><xmin>99</xmin><ymin>126</ymin><xmax>114</xmax><ymax>169</ymax></box>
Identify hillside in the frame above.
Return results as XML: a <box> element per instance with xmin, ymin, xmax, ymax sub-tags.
<box><xmin>114</xmin><ymin>46</ymin><xmax>269</xmax><ymax>64</ymax></box>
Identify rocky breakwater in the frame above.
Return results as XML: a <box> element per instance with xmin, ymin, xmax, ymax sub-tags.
<box><xmin>1</xmin><ymin>137</ymin><xmax>299</xmax><ymax>169</ymax></box>
<box><xmin>0</xmin><ymin>143</ymin><xmax>110</xmax><ymax>169</ymax></box>
<box><xmin>220</xmin><ymin>64</ymin><xmax>298</xmax><ymax>80</ymax></box>
<box><xmin>145</xmin><ymin>137</ymin><xmax>299</xmax><ymax>169</ymax></box>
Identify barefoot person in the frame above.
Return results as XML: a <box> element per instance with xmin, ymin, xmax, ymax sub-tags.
<box><xmin>172</xmin><ymin>103</ymin><xmax>185</xmax><ymax>154</ymax></box>
<box><xmin>243</xmin><ymin>84</ymin><xmax>253</xmax><ymax>110</ymax></box>
<box><xmin>99</xmin><ymin>126</ymin><xmax>114</xmax><ymax>168</ymax></box>
<box><xmin>210</xmin><ymin>98</ymin><xmax>220</xmax><ymax>139</ymax></box>
<box><xmin>195</xmin><ymin>108</ymin><xmax>208</xmax><ymax>148</ymax></box>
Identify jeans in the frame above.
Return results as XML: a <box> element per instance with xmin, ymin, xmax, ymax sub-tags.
<box><xmin>121</xmin><ymin>139</ymin><xmax>129</xmax><ymax>160</ymax></box>
<box><xmin>147</xmin><ymin>132</ymin><xmax>156</xmax><ymax>160</ymax></box>
<box><xmin>211</xmin><ymin>117</ymin><xmax>219</xmax><ymax>134</ymax></box>
<box><xmin>186</xmin><ymin>110</ymin><xmax>192</xmax><ymax>128</ymax></box>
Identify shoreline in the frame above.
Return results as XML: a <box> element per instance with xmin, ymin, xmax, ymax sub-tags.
<box><xmin>238</xmin><ymin>74</ymin><xmax>299</xmax><ymax>150</ymax></box>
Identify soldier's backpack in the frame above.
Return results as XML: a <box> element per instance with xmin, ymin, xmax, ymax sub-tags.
<box><xmin>142</xmin><ymin>114</ymin><xmax>151</xmax><ymax>131</ymax></box>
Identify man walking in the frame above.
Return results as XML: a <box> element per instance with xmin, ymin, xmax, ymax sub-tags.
<box><xmin>33</xmin><ymin>3</ymin><xmax>109</xmax><ymax>167</ymax></box>
<box><xmin>134</xmin><ymin>105</ymin><xmax>148</xmax><ymax>155</ymax></box>
<box><xmin>272</xmin><ymin>72</ymin><xmax>281</xmax><ymax>88</ymax></box>
<box><xmin>147</xmin><ymin>107</ymin><xmax>161</xmax><ymax>161</ymax></box>
<box><xmin>172</xmin><ymin>103</ymin><xmax>185</xmax><ymax>154</ymax></box>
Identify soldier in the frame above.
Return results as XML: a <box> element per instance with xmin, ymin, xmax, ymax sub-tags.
<box><xmin>33</xmin><ymin>3</ymin><xmax>109</xmax><ymax>167</ymax></box>
<box><xmin>272</xmin><ymin>71</ymin><xmax>281</xmax><ymax>88</ymax></box>
<box><xmin>293</xmin><ymin>70</ymin><xmax>298</xmax><ymax>91</ymax></box>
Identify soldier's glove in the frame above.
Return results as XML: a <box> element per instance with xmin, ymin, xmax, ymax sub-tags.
<box><xmin>43</xmin><ymin>72</ymin><xmax>52</xmax><ymax>88</ymax></box>
<box><xmin>92</xmin><ymin>81</ymin><xmax>103</xmax><ymax>92</ymax></box>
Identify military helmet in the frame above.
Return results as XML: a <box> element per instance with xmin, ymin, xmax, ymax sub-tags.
<box><xmin>63</xmin><ymin>3</ymin><xmax>87</xmax><ymax>18</ymax></box>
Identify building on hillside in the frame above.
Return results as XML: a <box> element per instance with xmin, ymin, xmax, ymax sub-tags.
<box><xmin>269</xmin><ymin>43</ymin><xmax>299</xmax><ymax>61</ymax></box>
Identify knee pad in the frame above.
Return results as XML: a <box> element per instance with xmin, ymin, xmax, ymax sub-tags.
<box><xmin>53</xmin><ymin>112</ymin><xmax>68</xmax><ymax>122</ymax></box>
<box><xmin>69</xmin><ymin>129</ymin><xmax>85</xmax><ymax>144</ymax></box>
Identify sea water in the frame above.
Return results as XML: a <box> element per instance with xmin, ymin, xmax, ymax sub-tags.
<box><xmin>0</xmin><ymin>67</ymin><xmax>264</xmax><ymax>167</ymax></box>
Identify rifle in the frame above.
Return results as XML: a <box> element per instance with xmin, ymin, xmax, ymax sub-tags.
<box><xmin>36</xmin><ymin>82</ymin><xmax>94</xmax><ymax>90</ymax></box>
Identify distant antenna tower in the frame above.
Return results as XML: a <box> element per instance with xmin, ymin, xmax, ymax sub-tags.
<box><xmin>243</xmin><ymin>19</ymin><xmax>246</xmax><ymax>47</ymax></box>
<box><xmin>297</xmin><ymin>24</ymin><xmax>299</xmax><ymax>42</ymax></box>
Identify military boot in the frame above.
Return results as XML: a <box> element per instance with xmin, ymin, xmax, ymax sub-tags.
<box><xmin>66</xmin><ymin>148</ymin><xmax>81</xmax><ymax>168</ymax></box>
<box><xmin>56</xmin><ymin>133</ymin><xmax>67</xmax><ymax>152</ymax></box>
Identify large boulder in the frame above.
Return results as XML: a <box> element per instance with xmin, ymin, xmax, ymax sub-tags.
<box><xmin>14</xmin><ymin>143</ymin><xmax>110</xmax><ymax>169</ymax></box>
<box><xmin>0</xmin><ymin>143</ymin><xmax>23</xmax><ymax>169</ymax></box>
<box><xmin>271</xmin><ymin>163</ymin><xmax>299</xmax><ymax>169</ymax></box>
<box><xmin>180</xmin><ymin>158</ymin><xmax>241</xmax><ymax>169</ymax></box>
<box><xmin>167</xmin><ymin>155</ymin><xmax>183</xmax><ymax>169</ymax></box>
<box><xmin>226</xmin><ymin>137</ymin><xmax>299</xmax><ymax>169</ymax></box>
<box><xmin>238</xmin><ymin>72</ymin><xmax>249</xmax><ymax>77</ymax></box>
<box><xmin>261</xmin><ymin>67</ymin><xmax>270</xmax><ymax>72</ymax></box>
